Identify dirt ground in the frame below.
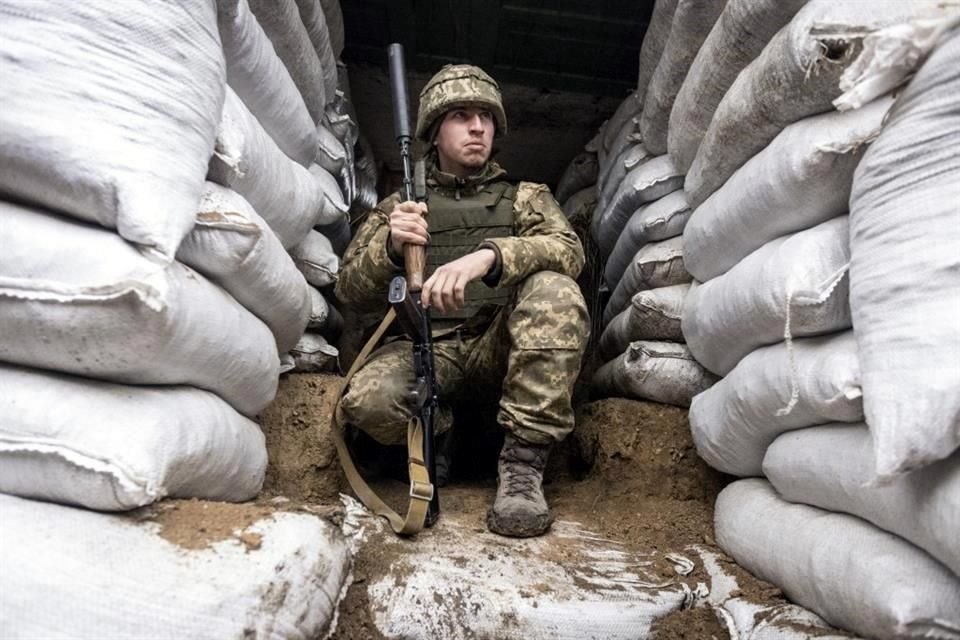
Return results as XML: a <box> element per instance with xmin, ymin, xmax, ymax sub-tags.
<box><xmin>250</xmin><ymin>373</ymin><xmax>819</xmax><ymax>640</ymax></box>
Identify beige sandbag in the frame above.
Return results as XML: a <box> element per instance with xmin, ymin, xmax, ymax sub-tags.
<box><xmin>592</xmin><ymin>341</ymin><xmax>717</xmax><ymax>407</ymax></box>
<box><xmin>290</xmin><ymin>230</ymin><xmax>339</xmax><ymax>288</ymax></box>
<box><xmin>176</xmin><ymin>183</ymin><xmax>311</xmax><ymax>353</ymax></box>
<box><xmin>599</xmin><ymin>284</ymin><xmax>689</xmax><ymax>361</ymax></box>
<box><xmin>603</xmin><ymin>236</ymin><xmax>690</xmax><ymax>328</ymax></box>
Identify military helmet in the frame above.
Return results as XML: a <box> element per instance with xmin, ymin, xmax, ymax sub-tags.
<box><xmin>415</xmin><ymin>64</ymin><xmax>507</xmax><ymax>141</ymax></box>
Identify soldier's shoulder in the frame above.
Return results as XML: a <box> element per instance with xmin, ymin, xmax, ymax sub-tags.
<box><xmin>513</xmin><ymin>181</ymin><xmax>560</xmax><ymax>211</ymax></box>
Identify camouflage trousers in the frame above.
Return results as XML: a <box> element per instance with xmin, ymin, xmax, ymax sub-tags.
<box><xmin>337</xmin><ymin>271</ymin><xmax>589</xmax><ymax>446</ymax></box>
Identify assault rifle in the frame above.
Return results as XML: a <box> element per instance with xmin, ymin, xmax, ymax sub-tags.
<box><xmin>387</xmin><ymin>42</ymin><xmax>440</xmax><ymax>527</ymax></box>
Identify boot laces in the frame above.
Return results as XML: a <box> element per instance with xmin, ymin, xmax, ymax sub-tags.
<box><xmin>501</xmin><ymin>445</ymin><xmax>547</xmax><ymax>499</ymax></box>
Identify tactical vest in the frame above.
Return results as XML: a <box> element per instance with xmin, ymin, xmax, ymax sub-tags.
<box><xmin>425</xmin><ymin>180</ymin><xmax>517</xmax><ymax>320</ymax></box>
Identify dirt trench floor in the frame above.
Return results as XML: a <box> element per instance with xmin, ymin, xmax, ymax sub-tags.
<box><xmin>256</xmin><ymin>373</ymin><xmax>808</xmax><ymax>640</ymax></box>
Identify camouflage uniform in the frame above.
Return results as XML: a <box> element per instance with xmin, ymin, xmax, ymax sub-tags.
<box><xmin>335</xmin><ymin>158</ymin><xmax>589</xmax><ymax>447</ymax></box>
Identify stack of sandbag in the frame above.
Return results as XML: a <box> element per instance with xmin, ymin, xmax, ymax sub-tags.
<box><xmin>587</xmin><ymin>0</ymin><xmax>724</xmax><ymax>408</ymax></box>
<box><xmin>219</xmin><ymin>0</ymin><xmax>355</xmax><ymax>373</ymax></box>
<box><xmin>0</xmin><ymin>0</ymin><xmax>353</xmax><ymax>634</ymax></box>
<box><xmin>675</xmin><ymin>2</ymin><xmax>960</xmax><ymax>635</ymax></box>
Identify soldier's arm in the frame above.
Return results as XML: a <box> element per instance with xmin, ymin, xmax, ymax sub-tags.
<box><xmin>477</xmin><ymin>182</ymin><xmax>585</xmax><ymax>287</ymax></box>
<box><xmin>334</xmin><ymin>193</ymin><xmax>404</xmax><ymax>313</ymax></box>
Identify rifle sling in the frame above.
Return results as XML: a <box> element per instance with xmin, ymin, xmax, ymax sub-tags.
<box><xmin>332</xmin><ymin>307</ymin><xmax>432</xmax><ymax>536</ymax></box>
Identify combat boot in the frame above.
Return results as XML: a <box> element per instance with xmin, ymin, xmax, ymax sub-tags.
<box><xmin>487</xmin><ymin>433</ymin><xmax>553</xmax><ymax>537</ymax></box>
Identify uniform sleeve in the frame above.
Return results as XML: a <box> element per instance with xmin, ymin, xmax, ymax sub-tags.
<box><xmin>478</xmin><ymin>182</ymin><xmax>585</xmax><ymax>287</ymax></box>
<box><xmin>334</xmin><ymin>193</ymin><xmax>403</xmax><ymax>313</ymax></box>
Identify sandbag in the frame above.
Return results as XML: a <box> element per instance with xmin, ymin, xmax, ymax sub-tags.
<box><xmin>0</xmin><ymin>493</ymin><xmax>351</xmax><ymax>639</ymax></box>
<box><xmin>319</xmin><ymin>0</ymin><xmax>345</xmax><ymax>58</ymax></box>
<box><xmin>596</xmin><ymin>155</ymin><xmax>684</xmax><ymax>258</ymax></box>
<box><xmin>316</xmin><ymin>215</ymin><xmax>352</xmax><ymax>256</ymax></box>
<box><xmin>288</xmin><ymin>333</ymin><xmax>339</xmax><ymax>373</ymax></box>
<box><xmin>316</xmin><ymin>122</ymin><xmax>348</xmax><ymax>173</ymax></box>
<box><xmin>596</xmin><ymin>143</ymin><xmax>651</xmax><ymax>227</ymax></box>
<box><xmin>247</xmin><ymin>0</ymin><xmax>326</xmax><ymax>121</ymax></box>
<box><xmin>176</xmin><ymin>183</ymin><xmax>311</xmax><ymax>353</ymax></box>
<box><xmin>592</xmin><ymin>341</ymin><xmax>717</xmax><ymax>408</ymax></box>
<box><xmin>209</xmin><ymin>89</ymin><xmax>345</xmax><ymax>248</ymax></box>
<box><xmin>636</xmin><ymin>0</ymin><xmax>680</xmax><ymax>100</ymax></box>
<box><xmin>690</xmin><ymin>331</ymin><xmax>862</xmax><ymax>477</ymax></box>
<box><xmin>291</xmin><ymin>230</ymin><xmax>339</xmax><ymax>288</ymax></box>
<box><xmin>0</xmin><ymin>203</ymin><xmax>279</xmax><ymax>417</ymax></box>
<box><xmin>218</xmin><ymin>0</ymin><xmax>316</xmax><ymax>167</ymax></box>
<box><xmin>0</xmin><ymin>0</ymin><xmax>224</xmax><ymax>261</ymax></box>
<box><xmin>599</xmin><ymin>284</ymin><xmax>689</xmax><ymax>360</ymax></box>
<box><xmin>683</xmin><ymin>97</ymin><xmax>892</xmax><ymax>281</ymax></box>
<box><xmin>556</xmin><ymin>151</ymin><xmax>599</xmax><ymax>205</ymax></box>
<box><xmin>848</xmin><ymin>27</ymin><xmax>960</xmax><ymax>478</ymax></box>
<box><xmin>561</xmin><ymin>185</ymin><xmax>598</xmax><ymax>221</ymax></box>
<box><xmin>294</xmin><ymin>0</ymin><xmax>338</xmax><ymax>107</ymax></box>
<box><xmin>765</xmin><ymin>424</ymin><xmax>960</xmax><ymax>577</ymax></box>
<box><xmin>598</xmin><ymin>119</ymin><xmax>641</xmax><ymax>191</ymax></box>
<box><xmin>0</xmin><ymin>364</ymin><xmax>266</xmax><ymax>511</ymax></box>
<box><xmin>684</xmin><ymin>0</ymin><xmax>942</xmax><ymax>208</ymax></box>
<box><xmin>310</xmin><ymin>162</ymin><xmax>350</xmax><ymax>221</ymax></box>
<box><xmin>600</xmin><ymin>91</ymin><xmax>644</xmax><ymax>159</ymax></box>
<box><xmin>605</xmin><ymin>190</ymin><xmax>691</xmax><ymax>288</ymax></box>
<box><xmin>603</xmin><ymin>236</ymin><xmax>690</xmax><ymax>327</ymax></box>
<box><xmin>682</xmin><ymin>216</ymin><xmax>850</xmax><ymax>376</ymax></box>
<box><xmin>715</xmin><ymin>479</ymin><xmax>960</xmax><ymax>640</ymax></box>
<box><xmin>639</xmin><ymin>0</ymin><xmax>726</xmax><ymax>155</ymax></box>
<box><xmin>668</xmin><ymin>0</ymin><xmax>810</xmax><ymax>172</ymax></box>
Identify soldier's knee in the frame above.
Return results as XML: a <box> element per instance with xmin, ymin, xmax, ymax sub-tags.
<box><xmin>512</xmin><ymin>271</ymin><xmax>589</xmax><ymax>350</ymax></box>
<box><xmin>338</xmin><ymin>370</ymin><xmax>411</xmax><ymax>445</ymax></box>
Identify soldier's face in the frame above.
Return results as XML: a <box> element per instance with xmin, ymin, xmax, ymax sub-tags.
<box><xmin>435</xmin><ymin>106</ymin><xmax>495</xmax><ymax>178</ymax></box>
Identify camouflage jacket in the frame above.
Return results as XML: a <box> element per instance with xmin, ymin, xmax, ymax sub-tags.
<box><xmin>335</xmin><ymin>158</ymin><xmax>585</xmax><ymax>318</ymax></box>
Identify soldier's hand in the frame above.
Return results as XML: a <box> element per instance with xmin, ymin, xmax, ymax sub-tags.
<box><xmin>388</xmin><ymin>200</ymin><xmax>429</xmax><ymax>255</ymax></box>
<box><xmin>421</xmin><ymin>248</ymin><xmax>496</xmax><ymax>313</ymax></box>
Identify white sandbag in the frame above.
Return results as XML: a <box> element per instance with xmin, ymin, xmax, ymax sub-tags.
<box><xmin>849</xmin><ymin>27</ymin><xmax>960</xmax><ymax>478</ymax></box>
<box><xmin>247</xmin><ymin>0</ymin><xmax>326</xmax><ymax>122</ymax></box>
<box><xmin>319</xmin><ymin>0</ymin><xmax>345</xmax><ymax>58</ymax></box>
<box><xmin>291</xmin><ymin>230</ymin><xmax>340</xmax><ymax>288</ymax></box>
<box><xmin>603</xmin><ymin>236</ymin><xmax>690</xmax><ymax>327</ymax></box>
<box><xmin>597</xmin><ymin>155</ymin><xmax>684</xmax><ymax>258</ymax></box>
<box><xmin>310</xmin><ymin>162</ymin><xmax>351</xmax><ymax>224</ymax></box>
<box><xmin>690</xmin><ymin>331</ymin><xmax>862</xmax><ymax>477</ymax></box>
<box><xmin>596</xmin><ymin>142</ymin><xmax>651</xmax><ymax>229</ymax></box>
<box><xmin>636</xmin><ymin>0</ymin><xmax>680</xmax><ymax>100</ymax></box>
<box><xmin>0</xmin><ymin>493</ymin><xmax>351</xmax><ymax>639</ymax></box>
<box><xmin>668</xmin><ymin>0</ymin><xmax>810</xmax><ymax>172</ymax></box>
<box><xmin>0</xmin><ymin>0</ymin><xmax>224</xmax><ymax>261</ymax></box>
<box><xmin>682</xmin><ymin>216</ymin><xmax>850</xmax><ymax>376</ymax></box>
<box><xmin>0</xmin><ymin>364</ymin><xmax>266</xmax><ymax>511</ymax></box>
<box><xmin>556</xmin><ymin>151</ymin><xmax>599</xmax><ymax>205</ymax></box>
<box><xmin>599</xmin><ymin>284</ymin><xmax>689</xmax><ymax>360</ymax></box>
<box><xmin>685</xmin><ymin>0</ymin><xmax>943</xmax><ymax>208</ymax></box>
<box><xmin>605</xmin><ymin>190</ymin><xmax>691</xmax><ymax>288</ymax></box>
<box><xmin>218</xmin><ymin>0</ymin><xmax>317</xmax><ymax>167</ymax></box>
<box><xmin>176</xmin><ymin>183</ymin><xmax>311</xmax><ymax>353</ymax></box>
<box><xmin>316</xmin><ymin>122</ymin><xmax>348</xmax><ymax>173</ymax></box>
<box><xmin>288</xmin><ymin>333</ymin><xmax>339</xmax><ymax>373</ymax></box>
<box><xmin>307</xmin><ymin>287</ymin><xmax>331</xmax><ymax>330</ymax></box>
<box><xmin>209</xmin><ymin>89</ymin><xmax>344</xmax><ymax>249</ymax></box>
<box><xmin>684</xmin><ymin>97</ymin><xmax>892</xmax><ymax>281</ymax></box>
<box><xmin>715</xmin><ymin>479</ymin><xmax>960</xmax><ymax>640</ymax></box>
<box><xmin>600</xmin><ymin>92</ymin><xmax>644</xmax><ymax>158</ymax></box>
<box><xmin>639</xmin><ymin>0</ymin><xmax>726</xmax><ymax>155</ymax></box>
<box><xmin>343</xmin><ymin>496</ymin><xmax>695</xmax><ymax>640</ymax></box>
<box><xmin>0</xmin><ymin>204</ymin><xmax>279</xmax><ymax>417</ymax></box>
<box><xmin>592</xmin><ymin>341</ymin><xmax>717</xmax><ymax>408</ymax></box>
<box><xmin>765</xmin><ymin>423</ymin><xmax>960</xmax><ymax>577</ymax></box>
<box><xmin>294</xmin><ymin>0</ymin><xmax>339</xmax><ymax>106</ymax></box>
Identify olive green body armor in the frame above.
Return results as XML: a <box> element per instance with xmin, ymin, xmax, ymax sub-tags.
<box><xmin>424</xmin><ymin>181</ymin><xmax>517</xmax><ymax>320</ymax></box>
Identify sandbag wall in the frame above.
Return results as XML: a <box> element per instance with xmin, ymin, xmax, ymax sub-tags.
<box><xmin>597</xmin><ymin>1</ymin><xmax>960</xmax><ymax>638</ymax></box>
<box><xmin>0</xmin><ymin>0</ymin><xmax>357</xmax><ymax>635</ymax></box>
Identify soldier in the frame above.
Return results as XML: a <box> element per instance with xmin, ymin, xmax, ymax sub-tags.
<box><xmin>335</xmin><ymin>64</ymin><xmax>589</xmax><ymax>538</ymax></box>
